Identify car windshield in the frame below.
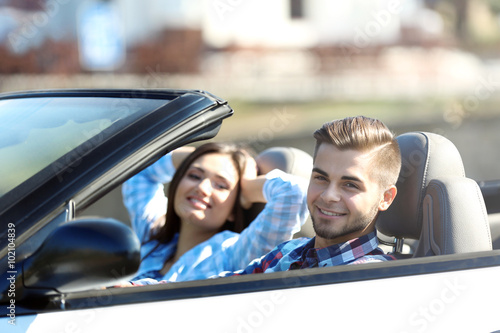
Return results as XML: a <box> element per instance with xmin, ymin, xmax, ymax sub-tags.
<box><xmin>0</xmin><ymin>96</ymin><xmax>166</xmax><ymax>197</ymax></box>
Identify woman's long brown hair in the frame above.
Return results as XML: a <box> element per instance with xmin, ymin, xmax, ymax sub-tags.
<box><xmin>149</xmin><ymin>142</ymin><xmax>252</xmax><ymax>244</ymax></box>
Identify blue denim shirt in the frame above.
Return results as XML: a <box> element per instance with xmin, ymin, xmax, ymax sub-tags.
<box><xmin>122</xmin><ymin>153</ymin><xmax>309</xmax><ymax>282</ymax></box>
<box><xmin>132</xmin><ymin>230</ymin><xmax>394</xmax><ymax>286</ymax></box>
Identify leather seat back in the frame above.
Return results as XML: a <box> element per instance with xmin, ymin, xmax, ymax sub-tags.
<box><xmin>376</xmin><ymin>132</ymin><xmax>492</xmax><ymax>256</ymax></box>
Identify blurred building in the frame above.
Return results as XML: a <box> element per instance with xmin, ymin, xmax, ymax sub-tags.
<box><xmin>0</xmin><ymin>0</ymin><xmax>204</xmax><ymax>74</ymax></box>
<box><xmin>0</xmin><ymin>0</ymin><xmax>499</xmax><ymax>102</ymax></box>
<box><xmin>0</xmin><ymin>0</ymin><xmax>452</xmax><ymax>74</ymax></box>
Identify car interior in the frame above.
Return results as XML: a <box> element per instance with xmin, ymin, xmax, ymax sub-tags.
<box><xmin>4</xmin><ymin>133</ymin><xmax>500</xmax><ymax>316</ymax></box>
<box><xmin>79</xmin><ymin>134</ymin><xmax>498</xmax><ymax>262</ymax></box>
<box><xmin>244</xmin><ymin>146</ymin><xmax>314</xmax><ymax>237</ymax></box>
<box><xmin>78</xmin><ymin>144</ymin><xmax>315</xmax><ymax>235</ymax></box>
<box><xmin>376</xmin><ymin>131</ymin><xmax>493</xmax><ymax>258</ymax></box>
<box><xmin>243</xmin><ymin>132</ymin><xmax>497</xmax><ymax>259</ymax></box>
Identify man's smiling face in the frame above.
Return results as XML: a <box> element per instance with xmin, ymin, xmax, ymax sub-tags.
<box><xmin>307</xmin><ymin>143</ymin><xmax>395</xmax><ymax>248</ymax></box>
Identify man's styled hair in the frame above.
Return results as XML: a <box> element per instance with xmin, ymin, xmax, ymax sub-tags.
<box><xmin>313</xmin><ymin>116</ymin><xmax>401</xmax><ymax>188</ymax></box>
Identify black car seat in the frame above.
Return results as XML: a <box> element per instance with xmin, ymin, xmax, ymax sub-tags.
<box><xmin>376</xmin><ymin>132</ymin><xmax>492</xmax><ymax>257</ymax></box>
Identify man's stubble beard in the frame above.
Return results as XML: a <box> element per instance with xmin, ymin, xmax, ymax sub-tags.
<box><xmin>311</xmin><ymin>203</ymin><xmax>379</xmax><ymax>241</ymax></box>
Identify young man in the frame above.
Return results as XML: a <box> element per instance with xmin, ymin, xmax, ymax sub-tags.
<box><xmin>128</xmin><ymin>116</ymin><xmax>401</xmax><ymax>285</ymax></box>
<box><xmin>220</xmin><ymin>115</ymin><xmax>401</xmax><ymax>275</ymax></box>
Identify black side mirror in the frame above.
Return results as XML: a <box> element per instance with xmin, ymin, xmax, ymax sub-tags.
<box><xmin>1</xmin><ymin>218</ymin><xmax>140</xmax><ymax>303</ymax></box>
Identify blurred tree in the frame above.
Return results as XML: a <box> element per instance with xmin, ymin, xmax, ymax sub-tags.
<box><xmin>429</xmin><ymin>0</ymin><xmax>500</xmax><ymax>46</ymax></box>
<box><xmin>424</xmin><ymin>0</ymin><xmax>470</xmax><ymax>42</ymax></box>
<box><xmin>3</xmin><ymin>0</ymin><xmax>44</xmax><ymax>11</ymax></box>
<box><xmin>454</xmin><ymin>0</ymin><xmax>469</xmax><ymax>41</ymax></box>
<box><xmin>486</xmin><ymin>0</ymin><xmax>500</xmax><ymax>13</ymax></box>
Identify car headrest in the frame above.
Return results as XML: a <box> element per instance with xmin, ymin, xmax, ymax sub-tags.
<box><xmin>244</xmin><ymin>146</ymin><xmax>313</xmax><ymax>228</ymax></box>
<box><xmin>376</xmin><ymin>132</ymin><xmax>465</xmax><ymax>240</ymax></box>
<box><xmin>256</xmin><ymin>146</ymin><xmax>313</xmax><ymax>179</ymax></box>
<box><xmin>415</xmin><ymin>176</ymin><xmax>491</xmax><ymax>256</ymax></box>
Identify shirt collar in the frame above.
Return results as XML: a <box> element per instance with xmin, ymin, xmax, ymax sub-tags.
<box><xmin>299</xmin><ymin>230</ymin><xmax>381</xmax><ymax>267</ymax></box>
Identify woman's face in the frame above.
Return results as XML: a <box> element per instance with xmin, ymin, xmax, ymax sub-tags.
<box><xmin>173</xmin><ymin>153</ymin><xmax>240</xmax><ymax>232</ymax></box>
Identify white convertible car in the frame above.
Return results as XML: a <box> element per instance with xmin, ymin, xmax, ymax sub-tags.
<box><xmin>1</xmin><ymin>89</ymin><xmax>499</xmax><ymax>332</ymax></box>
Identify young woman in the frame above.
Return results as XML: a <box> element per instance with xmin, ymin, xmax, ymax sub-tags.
<box><xmin>122</xmin><ymin>142</ymin><xmax>309</xmax><ymax>283</ymax></box>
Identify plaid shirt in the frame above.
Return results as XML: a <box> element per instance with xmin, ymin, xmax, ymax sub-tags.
<box><xmin>122</xmin><ymin>153</ymin><xmax>309</xmax><ymax>283</ymax></box>
<box><xmin>219</xmin><ymin>230</ymin><xmax>395</xmax><ymax>276</ymax></box>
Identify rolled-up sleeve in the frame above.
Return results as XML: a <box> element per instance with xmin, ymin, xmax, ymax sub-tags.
<box><xmin>227</xmin><ymin>169</ymin><xmax>309</xmax><ymax>269</ymax></box>
<box><xmin>122</xmin><ymin>153</ymin><xmax>176</xmax><ymax>243</ymax></box>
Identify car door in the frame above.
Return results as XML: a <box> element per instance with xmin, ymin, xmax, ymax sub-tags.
<box><xmin>4</xmin><ymin>249</ymin><xmax>500</xmax><ymax>332</ymax></box>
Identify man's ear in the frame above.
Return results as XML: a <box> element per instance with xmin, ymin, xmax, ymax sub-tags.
<box><xmin>378</xmin><ymin>185</ymin><xmax>397</xmax><ymax>211</ymax></box>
